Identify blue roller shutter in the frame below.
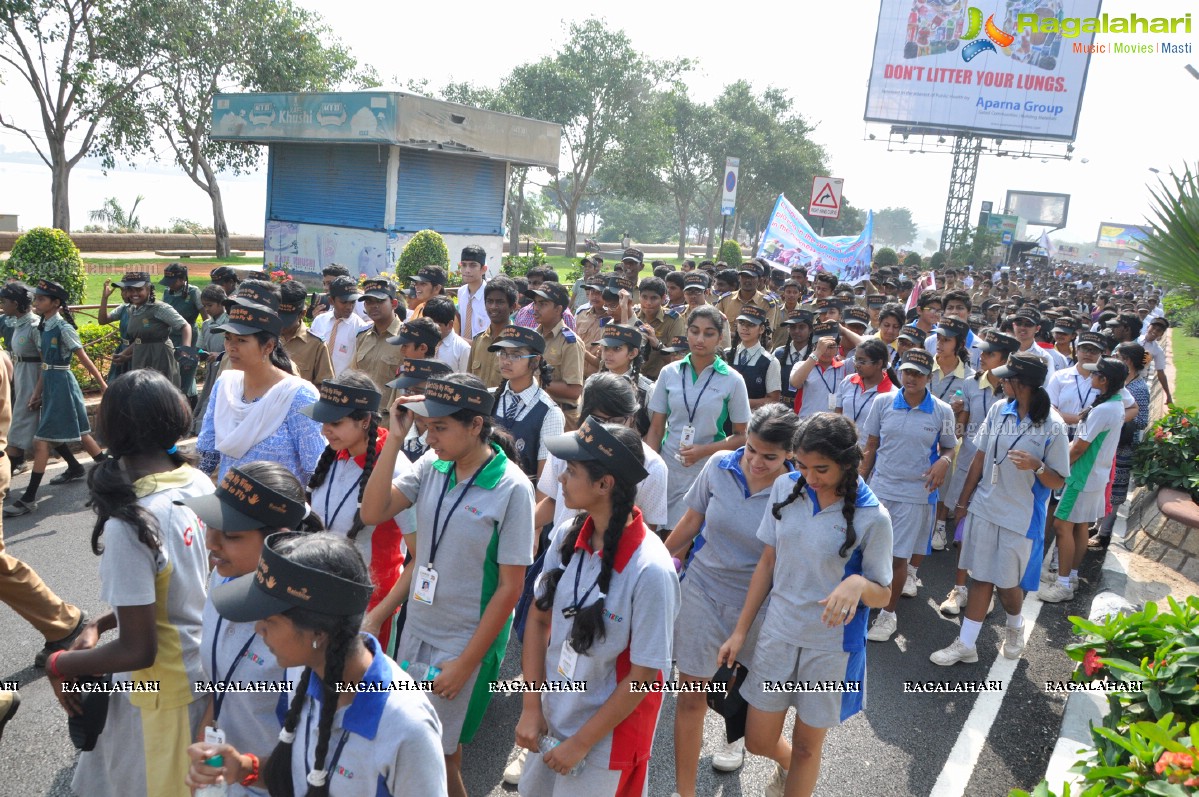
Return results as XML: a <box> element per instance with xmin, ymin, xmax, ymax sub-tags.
<box><xmin>268</xmin><ymin>143</ymin><xmax>388</xmax><ymax>230</ymax></box>
<box><xmin>394</xmin><ymin>149</ymin><xmax>506</xmax><ymax>235</ymax></box>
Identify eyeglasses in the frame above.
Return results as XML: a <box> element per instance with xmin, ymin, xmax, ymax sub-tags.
<box><xmin>497</xmin><ymin>351</ymin><xmax>537</xmax><ymax>362</ymax></box>
<box><xmin>589</xmin><ymin>413</ymin><xmax>631</xmax><ymax>425</ymax></box>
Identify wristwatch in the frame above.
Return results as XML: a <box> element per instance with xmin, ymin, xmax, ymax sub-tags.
<box><xmin>1035</xmin><ymin>463</ymin><xmax>1046</xmax><ymax>475</ymax></box>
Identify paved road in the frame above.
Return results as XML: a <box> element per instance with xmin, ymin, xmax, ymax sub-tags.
<box><xmin>0</xmin><ymin>465</ymin><xmax>1104</xmax><ymax>797</ymax></box>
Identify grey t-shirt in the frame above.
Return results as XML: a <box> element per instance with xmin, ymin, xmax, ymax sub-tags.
<box><xmin>863</xmin><ymin>389</ymin><xmax>957</xmax><ymax>504</ymax></box>
<box><xmin>648</xmin><ymin>355</ymin><xmax>752</xmax><ymax>456</ymax></box>
<box><xmin>756</xmin><ymin>474</ymin><xmax>893</xmax><ymax>652</ymax></box>
<box><xmin>536</xmin><ymin>512</ymin><xmax>680</xmax><ymax>769</ymax></box>
<box><xmin>394</xmin><ymin>445</ymin><xmax>535</xmax><ymax>653</ymax></box>
<box><xmin>684</xmin><ymin>449</ymin><xmax>790</xmax><ymax>606</ymax></box>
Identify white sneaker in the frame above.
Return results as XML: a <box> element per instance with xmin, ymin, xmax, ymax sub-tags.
<box><xmin>1070</xmin><ymin>573</ymin><xmax>1079</xmax><ymax>590</ymax></box>
<box><xmin>765</xmin><ymin>761</ymin><xmax>788</xmax><ymax>797</ymax></box>
<box><xmin>939</xmin><ymin>586</ymin><xmax>968</xmax><ymax>615</ymax></box>
<box><xmin>1040</xmin><ymin>569</ymin><xmax>1058</xmax><ymax>585</ymax></box>
<box><xmin>930</xmin><ymin>638</ymin><xmax>979</xmax><ymax>666</ymax></box>
<box><xmin>902</xmin><ymin>570</ymin><xmax>921</xmax><ymax>597</ymax></box>
<box><xmin>867</xmin><ymin>612</ymin><xmax>897</xmax><ymax>642</ymax></box>
<box><xmin>502</xmin><ymin>747</ymin><xmax>527</xmax><ymax>785</ymax></box>
<box><xmin>1038</xmin><ymin>582</ymin><xmax>1075</xmax><ymax>603</ymax></box>
<box><xmin>932</xmin><ymin>522</ymin><xmax>947</xmax><ymax>551</ymax></box>
<box><xmin>711</xmin><ymin>737</ymin><xmax>745</xmax><ymax>772</ymax></box>
<box><xmin>1002</xmin><ymin>625</ymin><xmax>1026</xmax><ymax>659</ymax></box>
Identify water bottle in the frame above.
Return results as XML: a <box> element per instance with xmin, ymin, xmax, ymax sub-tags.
<box><xmin>400</xmin><ymin>660</ymin><xmax>442</xmax><ymax>681</ymax></box>
<box><xmin>195</xmin><ymin>754</ymin><xmax>228</xmax><ymax>797</ymax></box>
<box><xmin>539</xmin><ymin>735</ymin><xmax>586</xmax><ymax>776</ymax></box>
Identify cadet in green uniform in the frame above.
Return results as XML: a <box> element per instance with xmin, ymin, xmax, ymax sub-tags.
<box><xmin>160</xmin><ymin>263</ymin><xmax>203</xmax><ymax>401</ymax></box>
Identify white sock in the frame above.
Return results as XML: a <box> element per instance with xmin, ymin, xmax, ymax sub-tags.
<box><xmin>960</xmin><ymin>618</ymin><xmax>982</xmax><ymax>648</ymax></box>
<box><xmin>908</xmin><ymin>563</ymin><xmax>918</xmax><ymax>576</ymax></box>
<box><xmin>935</xmin><ymin>520</ymin><xmax>946</xmax><ymax>534</ymax></box>
<box><xmin>1006</xmin><ymin>612</ymin><xmax>1024</xmax><ymax>629</ymax></box>
<box><xmin>955</xmin><ymin>585</ymin><xmax>968</xmax><ymax>595</ymax></box>
<box><xmin>879</xmin><ymin>609</ymin><xmax>896</xmax><ymax>620</ymax></box>
<box><xmin>1069</xmin><ymin>569</ymin><xmax>1079</xmax><ymax>580</ymax></box>
<box><xmin>1058</xmin><ymin>575</ymin><xmax>1072</xmax><ymax>589</ymax></box>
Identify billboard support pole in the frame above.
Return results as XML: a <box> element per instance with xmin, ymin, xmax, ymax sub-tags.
<box><xmin>940</xmin><ymin>134</ymin><xmax>981</xmax><ymax>258</ymax></box>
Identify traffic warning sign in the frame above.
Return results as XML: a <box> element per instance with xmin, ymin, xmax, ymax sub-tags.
<box><xmin>809</xmin><ymin>176</ymin><xmax>844</xmax><ymax>220</ymax></box>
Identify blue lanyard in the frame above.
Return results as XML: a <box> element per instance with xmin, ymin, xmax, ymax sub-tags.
<box><xmin>937</xmin><ymin>374</ymin><xmax>958</xmax><ymax>400</ymax></box>
<box><xmin>679</xmin><ymin>363</ymin><xmax>718</xmax><ymax>425</ymax></box>
<box><xmin>210</xmin><ymin>614</ymin><xmax>257</xmax><ymax>726</ymax></box>
<box><xmin>850</xmin><ymin>384</ymin><xmax>875</xmax><ymax>424</ymax></box>
<box><xmin>428</xmin><ymin>453</ymin><xmax>495</xmax><ymax>567</ymax></box>
<box><xmin>992</xmin><ymin>416</ymin><xmax>1032</xmax><ymax>466</ymax></box>
<box><xmin>1074</xmin><ymin>373</ymin><xmax>1095</xmax><ymax>410</ymax></box>
<box><xmin>304</xmin><ymin>701</ymin><xmax>351</xmax><ymax>784</ymax></box>
<box><xmin>563</xmin><ymin>549</ymin><xmax>600</xmax><ymax>619</ymax></box>
<box><xmin>816</xmin><ymin>363</ymin><xmax>840</xmax><ymax>394</ymax></box>
<box><xmin>322</xmin><ymin>458</ymin><xmax>362</xmax><ymax>530</ymax></box>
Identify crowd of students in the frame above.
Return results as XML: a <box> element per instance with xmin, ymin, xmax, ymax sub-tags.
<box><xmin>0</xmin><ymin>247</ymin><xmax>1171</xmax><ymax>797</ymax></box>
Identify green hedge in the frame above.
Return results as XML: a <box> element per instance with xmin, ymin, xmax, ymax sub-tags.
<box><xmin>72</xmin><ymin>323</ymin><xmax>121</xmax><ymax>392</ymax></box>
<box><xmin>2</xmin><ymin>228</ymin><xmax>87</xmax><ymax>305</ymax></box>
<box><xmin>717</xmin><ymin>240</ymin><xmax>743</xmax><ymax>267</ymax></box>
<box><xmin>396</xmin><ymin>229</ymin><xmax>450</xmax><ymax>284</ymax></box>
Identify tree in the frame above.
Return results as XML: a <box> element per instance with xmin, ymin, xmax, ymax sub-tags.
<box><xmin>534</xmin><ymin>19</ymin><xmax>683</xmax><ymax>257</ymax></box>
<box><xmin>873</xmin><ymin>247</ymin><xmax>899</xmax><ymax>268</ymax></box>
<box><xmin>873</xmin><ymin>207</ymin><xmax>918</xmax><ymax>248</ymax></box>
<box><xmin>144</xmin><ymin>0</ymin><xmax>357</xmax><ymax>257</ymax></box>
<box><xmin>88</xmin><ymin>194</ymin><xmax>144</xmax><ymax>232</ymax></box>
<box><xmin>1141</xmin><ymin>163</ymin><xmax>1199</xmax><ymax>288</ymax></box>
<box><xmin>0</xmin><ymin>0</ymin><xmax>164</xmax><ymax>231</ymax></box>
<box><xmin>654</xmin><ymin>90</ymin><xmax>719</xmax><ymax>258</ymax></box>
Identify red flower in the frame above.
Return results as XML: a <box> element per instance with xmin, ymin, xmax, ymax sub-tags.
<box><xmin>1182</xmin><ymin>417</ymin><xmax>1192</xmax><ymax>427</ymax></box>
<box><xmin>1083</xmin><ymin>648</ymin><xmax>1103</xmax><ymax>676</ymax></box>
<box><xmin>1155</xmin><ymin>428</ymin><xmax>1167</xmax><ymax>441</ymax></box>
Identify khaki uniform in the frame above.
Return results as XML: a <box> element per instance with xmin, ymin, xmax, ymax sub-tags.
<box><xmin>769</xmin><ymin>303</ymin><xmax>805</xmax><ymax>349</ymax></box>
<box><xmin>351</xmin><ymin>315</ymin><xmax>405</xmax><ymax>409</ymax></box>
<box><xmin>539</xmin><ymin>319</ymin><xmax>584</xmax><ymax>430</ymax></box>
<box><xmin>469</xmin><ymin>326</ymin><xmax>505</xmax><ymax>390</ymax></box>
<box><xmin>634</xmin><ymin>307</ymin><xmax>684</xmax><ymax>380</ymax></box>
<box><xmin>716</xmin><ymin>290</ymin><xmax>777</xmax><ymax>329</ymax></box>
<box><xmin>284</xmin><ymin>324</ymin><xmax>334</xmax><ymax>389</ymax></box>
<box><xmin>574</xmin><ymin>306</ymin><xmax>605</xmax><ymax>378</ymax></box>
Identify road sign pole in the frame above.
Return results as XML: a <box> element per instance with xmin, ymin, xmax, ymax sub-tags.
<box><xmin>718</xmin><ymin>216</ymin><xmax>728</xmax><ymax>252</ymax></box>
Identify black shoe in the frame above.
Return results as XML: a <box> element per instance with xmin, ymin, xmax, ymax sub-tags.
<box><xmin>0</xmin><ymin>691</ymin><xmax>19</xmax><ymax>743</ymax></box>
<box><xmin>48</xmin><ymin>467</ymin><xmax>86</xmax><ymax>485</ymax></box>
<box><xmin>34</xmin><ymin>611</ymin><xmax>89</xmax><ymax>668</ymax></box>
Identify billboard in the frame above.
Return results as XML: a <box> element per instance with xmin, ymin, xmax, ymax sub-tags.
<box><xmin>1096</xmin><ymin>223</ymin><xmax>1149</xmax><ymax>253</ymax></box>
<box><xmin>1005</xmin><ymin>190</ymin><xmax>1070</xmax><ymax>227</ymax></box>
<box><xmin>863</xmin><ymin>0</ymin><xmax>1099</xmax><ymax>141</ymax></box>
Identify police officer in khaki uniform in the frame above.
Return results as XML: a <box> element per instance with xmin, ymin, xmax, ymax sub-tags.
<box><xmin>279</xmin><ymin>279</ymin><xmax>334</xmax><ymax>389</ymax></box>
<box><xmin>633</xmin><ymin>276</ymin><xmax>684</xmax><ymax>380</ymax></box>
<box><xmin>716</xmin><ymin>261</ymin><xmax>777</xmax><ymax>332</ymax></box>
<box><xmin>469</xmin><ymin>275</ymin><xmax>519</xmax><ymax>390</ymax></box>
<box><xmin>528</xmin><ymin>282</ymin><xmax>584</xmax><ymax>430</ymax></box>
<box><xmin>351</xmin><ymin>277</ymin><xmax>405</xmax><ymax>411</ymax></box>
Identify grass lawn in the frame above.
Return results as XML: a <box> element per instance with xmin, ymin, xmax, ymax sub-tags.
<box><xmin>1172</xmin><ymin>331</ymin><xmax>1199</xmax><ymax>408</ymax></box>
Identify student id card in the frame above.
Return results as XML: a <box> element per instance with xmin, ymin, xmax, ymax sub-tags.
<box><xmin>204</xmin><ymin>725</ymin><xmax>226</xmax><ymax>746</ymax></box>
<box><xmin>413</xmin><ymin>565</ymin><xmax>439</xmax><ymax>605</ymax></box>
<box><xmin>827</xmin><ymin>393</ymin><xmax>837</xmax><ymax>410</ymax></box>
<box><xmin>679</xmin><ymin>425</ymin><xmax>696</xmax><ymax>447</ymax></box>
<box><xmin>557</xmin><ymin>640</ymin><xmax>579</xmax><ymax>679</ymax></box>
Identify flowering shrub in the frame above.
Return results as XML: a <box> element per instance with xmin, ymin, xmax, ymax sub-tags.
<box><xmin>1132</xmin><ymin>406</ymin><xmax>1199</xmax><ymax>500</ymax></box>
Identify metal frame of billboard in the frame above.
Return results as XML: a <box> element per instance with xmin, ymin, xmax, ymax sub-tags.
<box><xmin>861</xmin><ymin>0</ymin><xmax>1100</xmax><ymax>143</ymax></box>
<box><xmin>1095</xmin><ymin>222</ymin><xmax>1149</xmax><ymax>252</ymax></box>
<box><xmin>1004</xmin><ymin>190</ymin><xmax>1071</xmax><ymax>228</ymax></box>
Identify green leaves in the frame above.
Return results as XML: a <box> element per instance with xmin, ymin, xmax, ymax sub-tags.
<box><xmin>1141</xmin><ymin>163</ymin><xmax>1199</xmax><ymax>288</ymax></box>
<box><xmin>2</xmin><ymin>227</ymin><xmax>87</xmax><ymax>304</ymax></box>
<box><xmin>1132</xmin><ymin>407</ymin><xmax>1199</xmax><ymax>500</ymax></box>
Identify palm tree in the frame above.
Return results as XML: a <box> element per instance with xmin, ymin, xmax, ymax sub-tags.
<box><xmin>88</xmin><ymin>195</ymin><xmax>145</xmax><ymax>233</ymax></box>
<box><xmin>1141</xmin><ymin>164</ymin><xmax>1199</xmax><ymax>290</ymax></box>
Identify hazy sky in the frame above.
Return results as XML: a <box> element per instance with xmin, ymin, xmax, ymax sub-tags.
<box><xmin>0</xmin><ymin>0</ymin><xmax>1195</xmax><ymax>247</ymax></box>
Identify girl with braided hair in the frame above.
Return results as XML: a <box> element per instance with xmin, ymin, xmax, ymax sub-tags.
<box><xmin>665</xmin><ymin>404</ymin><xmax>798</xmax><ymax>793</ymax></box>
<box><xmin>187</xmin><ymin>461</ymin><xmax>324</xmax><ymax>797</ymax></box>
<box><xmin>187</xmin><ymin>532</ymin><xmax>446</xmax><ymax>797</ymax></box>
<box><xmin>303</xmin><ymin>371</ymin><xmax>415</xmax><ymax>654</ymax></box>
<box><xmin>718</xmin><ymin>413</ymin><xmax>893</xmax><ymax>797</ymax></box>
<box><xmin>47</xmin><ymin>370</ymin><xmax>211</xmax><ymax>797</ymax></box>
<box><xmin>516</xmin><ymin>419</ymin><xmax>679</xmax><ymax>796</ymax></box>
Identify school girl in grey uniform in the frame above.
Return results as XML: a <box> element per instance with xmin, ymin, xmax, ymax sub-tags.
<box><xmin>517</xmin><ymin>418</ymin><xmax>679</xmax><ymax>797</ymax></box>
<box><xmin>663</xmin><ymin>405</ymin><xmax>799</xmax><ymax>795</ymax></box>
<box><xmin>719</xmin><ymin>414</ymin><xmax>893</xmax><ymax>797</ymax></box>
<box><xmin>860</xmin><ymin>348</ymin><xmax>957</xmax><ymax>644</ymax></box>
<box><xmin>646</xmin><ymin>306</ymin><xmax>751</xmax><ymax>531</ymax></box>
<box><xmin>931</xmin><ymin>352</ymin><xmax>1070</xmax><ymax>666</ymax></box>
<box><xmin>360</xmin><ymin>374</ymin><xmax>535</xmax><ymax>797</ymax></box>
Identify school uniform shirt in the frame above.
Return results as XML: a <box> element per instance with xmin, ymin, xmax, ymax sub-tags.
<box><xmin>536</xmin><ymin>510</ymin><xmax>680</xmax><ymax>771</ymax></box>
<box><xmin>684</xmin><ymin>449</ymin><xmax>794</xmax><ymax>606</ymax></box>
<box><xmin>469</xmin><ymin>327</ymin><xmax>505</xmax><ymax>389</ymax></box>
<box><xmin>1140</xmin><ymin>336</ymin><xmax>1166</xmax><ymax>373</ymax></box>
<box><xmin>929</xmin><ymin>358</ymin><xmax>974</xmax><ymax>405</ymax></box>
<box><xmin>768</xmin><ymin>305</ymin><xmax>803</xmax><ymax>348</ymax></box>
<box><xmin>457</xmin><ymin>282</ymin><xmax>490</xmax><ymax>340</ymax></box>
<box><xmin>795</xmin><ymin>359</ymin><xmax>846</xmax><ymax>418</ymax></box>
<box><xmin>311</xmin><ymin>311</ymin><xmax>371</xmax><ymax>376</ymax></box>
<box><xmin>539</xmin><ymin>319</ymin><xmax>585</xmax><ymax>426</ymax></box>
<box><xmin>434</xmin><ymin>330</ymin><xmax>472</xmax><ymax>374</ymax></box>
<box><xmin>279</xmin><ymin>634</ymin><xmax>446</xmax><ymax>797</ymax></box>
<box><xmin>1047</xmin><ymin>366</ymin><xmax>1099</xmax><ymax>433</ymax></box>
<box><xmin>201</xmin><ymin>574</ymin><xmax>288</xmax><ymax>797</ymax></box>
<box><xmin>647</xmin><ymin>355</ymin><xmax>752</xmax><ymax>460</ymax></box>
<box><xmin>835</xmin><ymin>372</ymin><xmax>894</xmax><ymax>435</ymax></box>
<box><xmin>634</xmin><ymin>306</ymin><xmax>685</xmax><ymax>380</ymax></box>
<box><xmin>1016</xmin><ymin>343</ymin><xmax>1058</xmax><ymax>380</ymax></box>
<box><xmin>1067</xmin><ymin>396</ymin><xmax>1126</xmax><ymax>493</ymax></box>
<box><xmin>715</xmin><ymin>291</ymin><xmax>775</xmax><ymax>329</ymax></box>
<box><xmin>924</xmin><ymin>328</ymin><xmax>982</xmax><ymax>369</ymax></box>
<box><xmin>1044</xmin><ymin>345</ymin><xmax>1069</xmax><ymax>372</ymax></box>
<box><xmin>968</xmin><ymin>401</ymin><xmax>1071</xmax><ymax>537</ymax></box>
<box><xmin>495</xmin><ymin>381</ymin><xmax>566</xmax><ymax>464</ymax></box>
<box><xmin>514</xmin><ymin>302</ymin><xmax>577</xmax><ymax>332</ymax></box>
<box><xmin>310</xmin><ymin>428</ymin><xmax>416</xmax><ymax>607</ymax></box>
<box><xmin>862</xmin><ymin>388</ymin><xmax>958</xmax><ymax>505</ymax></box>
<box><xmin>283</xmin><ymin>323</ymin><xmax>335</xmax><ymax>389</ymax></box>
<box><xmin>393</xmin><ymin>445</ymin><xmax>536</xmax><ymax>654</ymax></box>
<box><xmin>350</xmin><ymin>316</ymin><xmax>404</xmax><ymax>410</ymax></box>
<box><xmin>756</xmin><ymin>474</ymin><xmax>893</xmax><ymax>651</ymax></box>
<box><xmin>538</xmin><ymin>443</ymin><xmax>669</xmax><ymax>529</ymax></box>
<box><xmin>730</xmin><ymin>342</ymin><xmax>782</xmax><ymax>395</ymax></box>
<box><xmin>959</xmin><ymin>373</ymin><xmax>1005</xmax><ymax>462</ymax></box>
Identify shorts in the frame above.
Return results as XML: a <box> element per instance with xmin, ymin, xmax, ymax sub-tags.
<box><xmin>673</xmin><ymin>577</ymin><xmax>764</xmax><ymax>679</ymax></box>
<box><xmin>519</xmin><ymin>750</ymin><xmax>649</xmax><ymax>797</ymax></box>
<box><xmin>1054</xmin><ymin>487</ymin><xmax>1105</xmax><ymax>524</ymax></box>
<box><xmin>743</xmin><ymin>629</ymin><xmax>865</xmax><ymax>729</ymax></box>
<box><xmin>882</xmin><ymin>499</ymin><xmax>934</xmax><ymax>559</ymax></box>
<box><xmin>958</xmin><ymin>514</ymin><xmax>1032</xmax><ymax>590</ymax></box>
<box><xmin>395</xmin><ymin>635</ymin><xmax>487</xmax><ymax>755</ymax></box>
